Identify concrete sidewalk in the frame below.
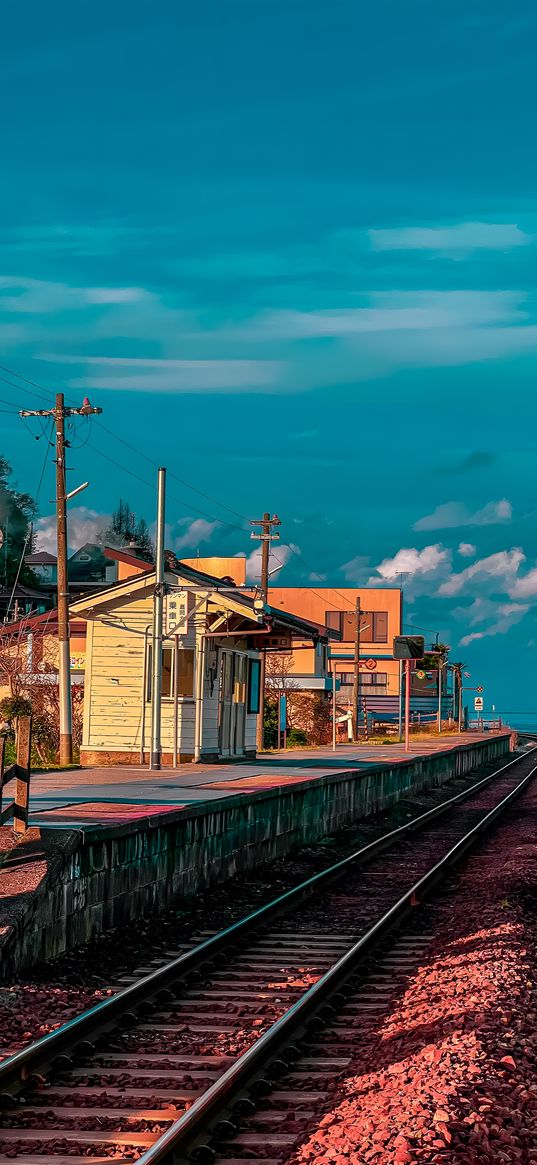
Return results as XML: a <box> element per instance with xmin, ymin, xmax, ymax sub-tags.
<box><xmin>27</xmin><ymin>732</ymin><xmax>501</xmax><ymax>828</ymax></box>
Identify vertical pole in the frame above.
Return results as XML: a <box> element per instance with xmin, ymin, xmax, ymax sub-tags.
<box><xmin>332</xmin><ymin>664</ymin><xmax>337</xmax><ymax>752</ymax></box>
<box><xmin>150</xmin><ymin>467</ymin><xmax>166</xmax><ymax>770</ymax></box>
<box><xmin>173</xmin><ymin>634</ymin><xmax>179</xmax><ymax>768</ymax></box>
<box><xmin>14</xmin><ymin>715</ymin><xmax>31</xmax><ymax>833</ymax></box>
<box><xmin>398</xmin><ymin>659</ymin><xmax>403</xmax><ymax>742</ymax></box>
<box><xmin>404</xmin><ymin>658</ymin><xmax>411</xmax><ymax>752</ymax></box>
<box><xmin>140</xmin><ymin>626</ymin><xmax>149</xmax><ymax>763</ymax></box>
<box><xmin>194</xmin><ymin>629</ymin><xmax>206</xmax><ymax>762</ymax></box>
<box><xmin>351</xmin><ymin>595</ymin><xmax>361</xmax><ymax>742</ymax></box>
<box><xmin>277</xmin><ymin>692</ymin><xmax>281</xmax><ymax>751</ymax></box>
<box><xmin>55</xmin><ymin>393</ymin><xmax>73</xmax><ymax>767</ymax></box>
<box><xmin>260</xmin><ymin>512</ymin><xmax>271</xmax><ymax>604</ymax></box>
<box><xmin>437</xmin><ymin>663</ymin><xmax>443</xmax><ymax>733</ymax></box>
<box><xmin>256</xmin><ymin>513</ymin><xmax>270</xmax><ymax>755</ymax></box>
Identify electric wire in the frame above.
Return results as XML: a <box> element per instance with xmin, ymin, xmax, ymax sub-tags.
<box><xmin>93</xmin><ymin>420</ymin><xmax>251</xmax><ymax>523</ymax></box>
<box><xmin>1</xmin><ymin>362</ymin><xmax>252</xmax><ymax>525</ymax></box>
<box><xmin>0</xmin><ymin>364</ymin><xmax>55</xmax><ymax>405</ymax></box>
<box><xmin>5</xmin><ymin>420</ymin><xmax>54</xmax><ymax>618</ymax></box>
<box><xmin>85</xmin><ymin>440</ymin><xmax>250</xmax><ymax>533</ymax></box>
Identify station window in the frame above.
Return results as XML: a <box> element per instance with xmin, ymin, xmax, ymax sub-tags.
<box><xmin>247</xmin><ymin>658</ymin><xmax>261</xmax><ymax>714</ymax></box>
<box><xmin>338</xmin><ymin>671</ymin><xmax>388</xmax><ymax>687</ymax></box>
<box><xmin>146</xmin><ymin>645</ymin><xmax>195</xmax><ymax>700</ymax></box>
<box><xmin>325</xmin><ymin>611</ymin><xmax>389</xmax><ymax>643</ymax></box>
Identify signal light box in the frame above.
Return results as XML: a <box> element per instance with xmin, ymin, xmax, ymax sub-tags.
<box><xmin>393</xmin><ymin>635</ymin><xmax>425</xmax><ymax>660</ymax></box>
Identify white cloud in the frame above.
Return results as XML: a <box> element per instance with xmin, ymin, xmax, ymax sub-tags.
<box><xmin>368</xmin><ymin>544</ymin><xmax>451</xmax><ymax>587</ymax></box>
<box><xmin>369</xmin><ymin>221</ymin><xmax>532</xmax><ymax>255</ymax></box>
<box><xmin>458</xmin><ymin>542</ymin><xmax>477</xmax><ymax>557</ymax></box>
<box><xmin>68</xmin><ymin>358</ymin><xmax>283</xmax><ymax>393</ymax></box>
<box><xmin>414</xmin><ymin>499</ymin><xmax>512</xmax><ymax>531</ymax></box>
<box><xmin>239</xmin><ymin>542</ymin><xmax>300</xmax><ymax>584</ymax></box>
<box><xmin>460</xmin><ymin>603</ymin><xmax>529</xmax><ymax>646</ymax></box>
<box><xmin>35</xmin><ymin>506</ymin><xmax>110</xmax><ymax>554</ymax></box>
<box><xmin>174</xmin><ymin>518</ymin><xmax>219</xmax><ymax>552</ymax></box>
<box><xmin>339</xmin><ymin>555</ymin><xmax>370</xmax><ymax>582</ymax></box>
<box><xmin>84</xmin><ymin>287</ymin><xmax>146</xmax><ymax>304</ymax></box>
<box><xmin>438</xmin><ymin>548</ymin><xmax>525</xmax><ymax>597</ymax></box>
<box><xmin>237</xmin><ymin>291</ymin><xmax>524</xmax><ymax>342</ymax></box>
<box><xmin>509</xmin><ymin>566</ymin><xmax>537</xmax><ymax>599</ymax></box>
<box><xmin>0</xmin><ymin>275</ymin><xmax>146</xmax><ymax>314</ymax></box>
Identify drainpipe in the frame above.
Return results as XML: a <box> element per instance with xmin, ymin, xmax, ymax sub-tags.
<box><xmin>150</xmin><ymin>467</ymin><xmax>166</xmax><ymax>770</ymax></box>
<box><xmin>140</xmin><ymin>625</ymin><xmax>151</xmax><ymax>764</ymax></box>
<box><xmin>194</xmin><ymin>632</ymin><xmax>206</xmax><ymax>762</ymax></box>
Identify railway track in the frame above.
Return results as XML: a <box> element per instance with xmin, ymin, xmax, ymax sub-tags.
<box><xmin>0</xmin><ymin>746</ymin><xmax>534</xmax><ymax>1165</ymax></box>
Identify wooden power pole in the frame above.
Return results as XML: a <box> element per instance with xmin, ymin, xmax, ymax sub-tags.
<box><xmin>250</xmin><ymin>512</ymin><xmax>281</xmax><ymax>752</ymax></box>
<box><xmin>20</xmin><ymin>393</ymin><xmax>102</xmax><ymax>765</ymax></box>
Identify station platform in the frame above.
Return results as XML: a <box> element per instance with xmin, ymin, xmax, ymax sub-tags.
<box><xmin>0</xmin><ymin>731</ymin><xmax>515</xmax><ymax>976</ymax></box>
<box><xmin>28</xmin><ymin>732</ymin><xmax>500</xmax><ymax>828</ymax></box>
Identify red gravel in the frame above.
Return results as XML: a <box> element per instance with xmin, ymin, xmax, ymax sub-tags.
<box><xmin>290</xmin><ymin>778</ymin><xmax>537</xmax><ymax>1164</ymax></box>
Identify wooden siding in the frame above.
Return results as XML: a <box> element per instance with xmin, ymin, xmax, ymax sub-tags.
<box><xmin>84</xmin><ymin>592</ymin><xmax>198</xmax><ymax>754</ymax></box>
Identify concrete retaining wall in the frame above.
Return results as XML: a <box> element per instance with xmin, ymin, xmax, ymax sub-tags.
<box><xmin>0</xmin><ymin>734</ymin><xmax>512</xmax><ymax>977</ymax></box>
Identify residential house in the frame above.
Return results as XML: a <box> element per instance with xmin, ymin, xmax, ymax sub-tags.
<box><xmin>0</xmin><ymin>609</ymin><xmax>87</xmax><ymax>701</ymax></box>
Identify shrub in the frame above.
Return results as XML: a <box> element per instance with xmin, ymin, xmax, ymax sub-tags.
<box><xmin>286</xmin><ymin>727</ymin><xmax>308</xmax><ymax>747</ymax></box>
<box><xmin>0</xmin><ymin>695</ymin><xmax>32</xmax><ymax>724</ymax></box>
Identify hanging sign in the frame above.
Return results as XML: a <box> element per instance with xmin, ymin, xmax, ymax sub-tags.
<box><xmin>165</xmin><ymin>592</ymin><xmax>188</xmax><ymax>636</ymax></box>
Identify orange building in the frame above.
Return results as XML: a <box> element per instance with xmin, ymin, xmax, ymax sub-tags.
<box><xmin>267</xmin><ymin>586</ymin><xmax>403</xmax><ymax>715</ymax></box>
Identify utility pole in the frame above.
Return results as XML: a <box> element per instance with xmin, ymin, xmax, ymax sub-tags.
<box><xmin>20</xmin><ymin>394</ymin><xmax>102</xmax><ymax>765</ymax></box>
<box><xmin>437</xmin><ymin>661</ymin><xmax>443</xmax><ymax>734</ymax></box>
<box><xmin>351</xmin><ymin>594</ymin><xmax>361</xmax><ymax>742</ymax></box>
<box><xmin>150</xmin><ymin>467</ymin><xmax>166</xmax><ymax>770</ymax></box>
<box><xmin>250</xmin><ymin>512</ymin><xmax>281</xmax><ymax>752</ymax></box>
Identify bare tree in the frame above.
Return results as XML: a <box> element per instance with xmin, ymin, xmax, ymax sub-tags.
<box><xmin>264</xmin><ymin>652</ymin><xmax>298</xmax><ymax>697</ymax></box>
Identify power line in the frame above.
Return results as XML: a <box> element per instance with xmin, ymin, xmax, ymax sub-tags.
<box><xmin>3</xmin><ymin>361</ymin><xmax>252</xmax><ymax>526</ymax></box>
<box><xmin>85</xmin><ymin>440</ymin><xmax>249</xmax><ymax>533</ymax></box>
<box><xmin>5</xmin><ymin>420</ymin><xmax>53</xmax><ymax>618</ymax></box>
<box><xmin>0</xmin><ymin>364</ymin><xmax>55</xmax><ymax>405</ymax></box>
<box><xmin>93</xmin><ymin>420</ymin><xmax>251</xmax><ymax>523</ymax></box>
<box><xmin>278</xmin><ymin>540</ymin><xmax>363</xmax><ymax>609</ymax></box>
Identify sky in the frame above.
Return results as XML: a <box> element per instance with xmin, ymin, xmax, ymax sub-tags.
<box><xmin>1</xmin><ymin>0</ymin><xmax>537</xmax><ymax>712</ymax></box>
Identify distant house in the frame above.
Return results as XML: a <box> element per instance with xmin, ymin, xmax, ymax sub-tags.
<box><xmin>0</xmin><ymin>583</ymin><xmax>49</xmax><ymax>624</ymax></box>
<box><xmin>0</xmin><ymin>608</ymin><xmax>87</xmax><ymax>701</ymax></box>
<box><xmin>24</xmin><ymin>550</ymin><xmax>57</xmax><ymax>585</ymax></box>
<box><xmin>71</xmin><ymin>558</ymin><xmax>334</xmax><ymax>765</ymax></box>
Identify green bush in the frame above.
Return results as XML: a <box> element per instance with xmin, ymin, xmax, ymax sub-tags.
<box><xmin>0</xmin><ymin>695</ymin><xmax>32</xmax><ymax>724</ymax></box>
<box><xmin>286</xmin><ymin>727</ymin><xmax>308</xmax><ymax>747</ymax></box>
<box><xmin>263</xmin><ymin>701</ymin><xmax>278</xmax><ymax>749</ymax></box>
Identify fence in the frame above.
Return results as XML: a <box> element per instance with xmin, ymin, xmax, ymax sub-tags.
<box><xmin>0</xmin><ymin>716</ymin><xmax>32</xmax><ymax>833</ymax></box>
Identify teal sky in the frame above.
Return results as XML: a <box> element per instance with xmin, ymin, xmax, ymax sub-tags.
<box><xmin>2</xmin><ymin>1</ymin><xmax>537</xmax><ymax>710</ymax></box>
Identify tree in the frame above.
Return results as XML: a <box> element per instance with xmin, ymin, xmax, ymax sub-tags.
<box><xmin>99</xmin><ymin>499</ymin><xmax>154</xmax><ymax>562</ymax></box>
<box><xmin>264</xmin><ymin>651</ymin><xmax>298</xmax><ymax>700</ymax></box>
<box><xmin>0</xmin><ymin>455</ymin><xmax>39</xmax><ymax>589</ymax></box>
<box><xmin>421</xmin><ymin>642</ymin><xmax>450</xmax><ymax>671</ymax></box>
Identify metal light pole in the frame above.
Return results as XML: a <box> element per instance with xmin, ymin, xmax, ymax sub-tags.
<box><xmin>404</xmin><ymin>658</ymin><xmax>411</xmax><ymax>751</ymax></box>
<box><xmin>332</xmin><ymin>664</ymin><xmax>337</xmax><ymax>752</ymax></box>
<box><xmin>398</xmin><ymin>659</ymin><xmax>403</xmax><ymax>742</ymax></box>
<box><xmin>351</xmin><ymin>595</ymin><xmax>361</xmax><ymax>741</ymax></box>
<box><xmin>437</xmin><ymin>662</ymin><xmax>443</xmax><ymax>734</ymax></box>
<box><xmin>150</xmin><ymin>467</ymin><xmax>166</xmax><ymax>770</ymax></box>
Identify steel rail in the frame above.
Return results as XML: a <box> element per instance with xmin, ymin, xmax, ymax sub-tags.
<box><xmin>135</xmin><ymin>758</ymin><xmax>537</xmax><ymax>1165</ymax></box>
<box><xmin>0</xmin><ymin>745</ymin><xmax>530</xmax><ymax>1098</ymax></box>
